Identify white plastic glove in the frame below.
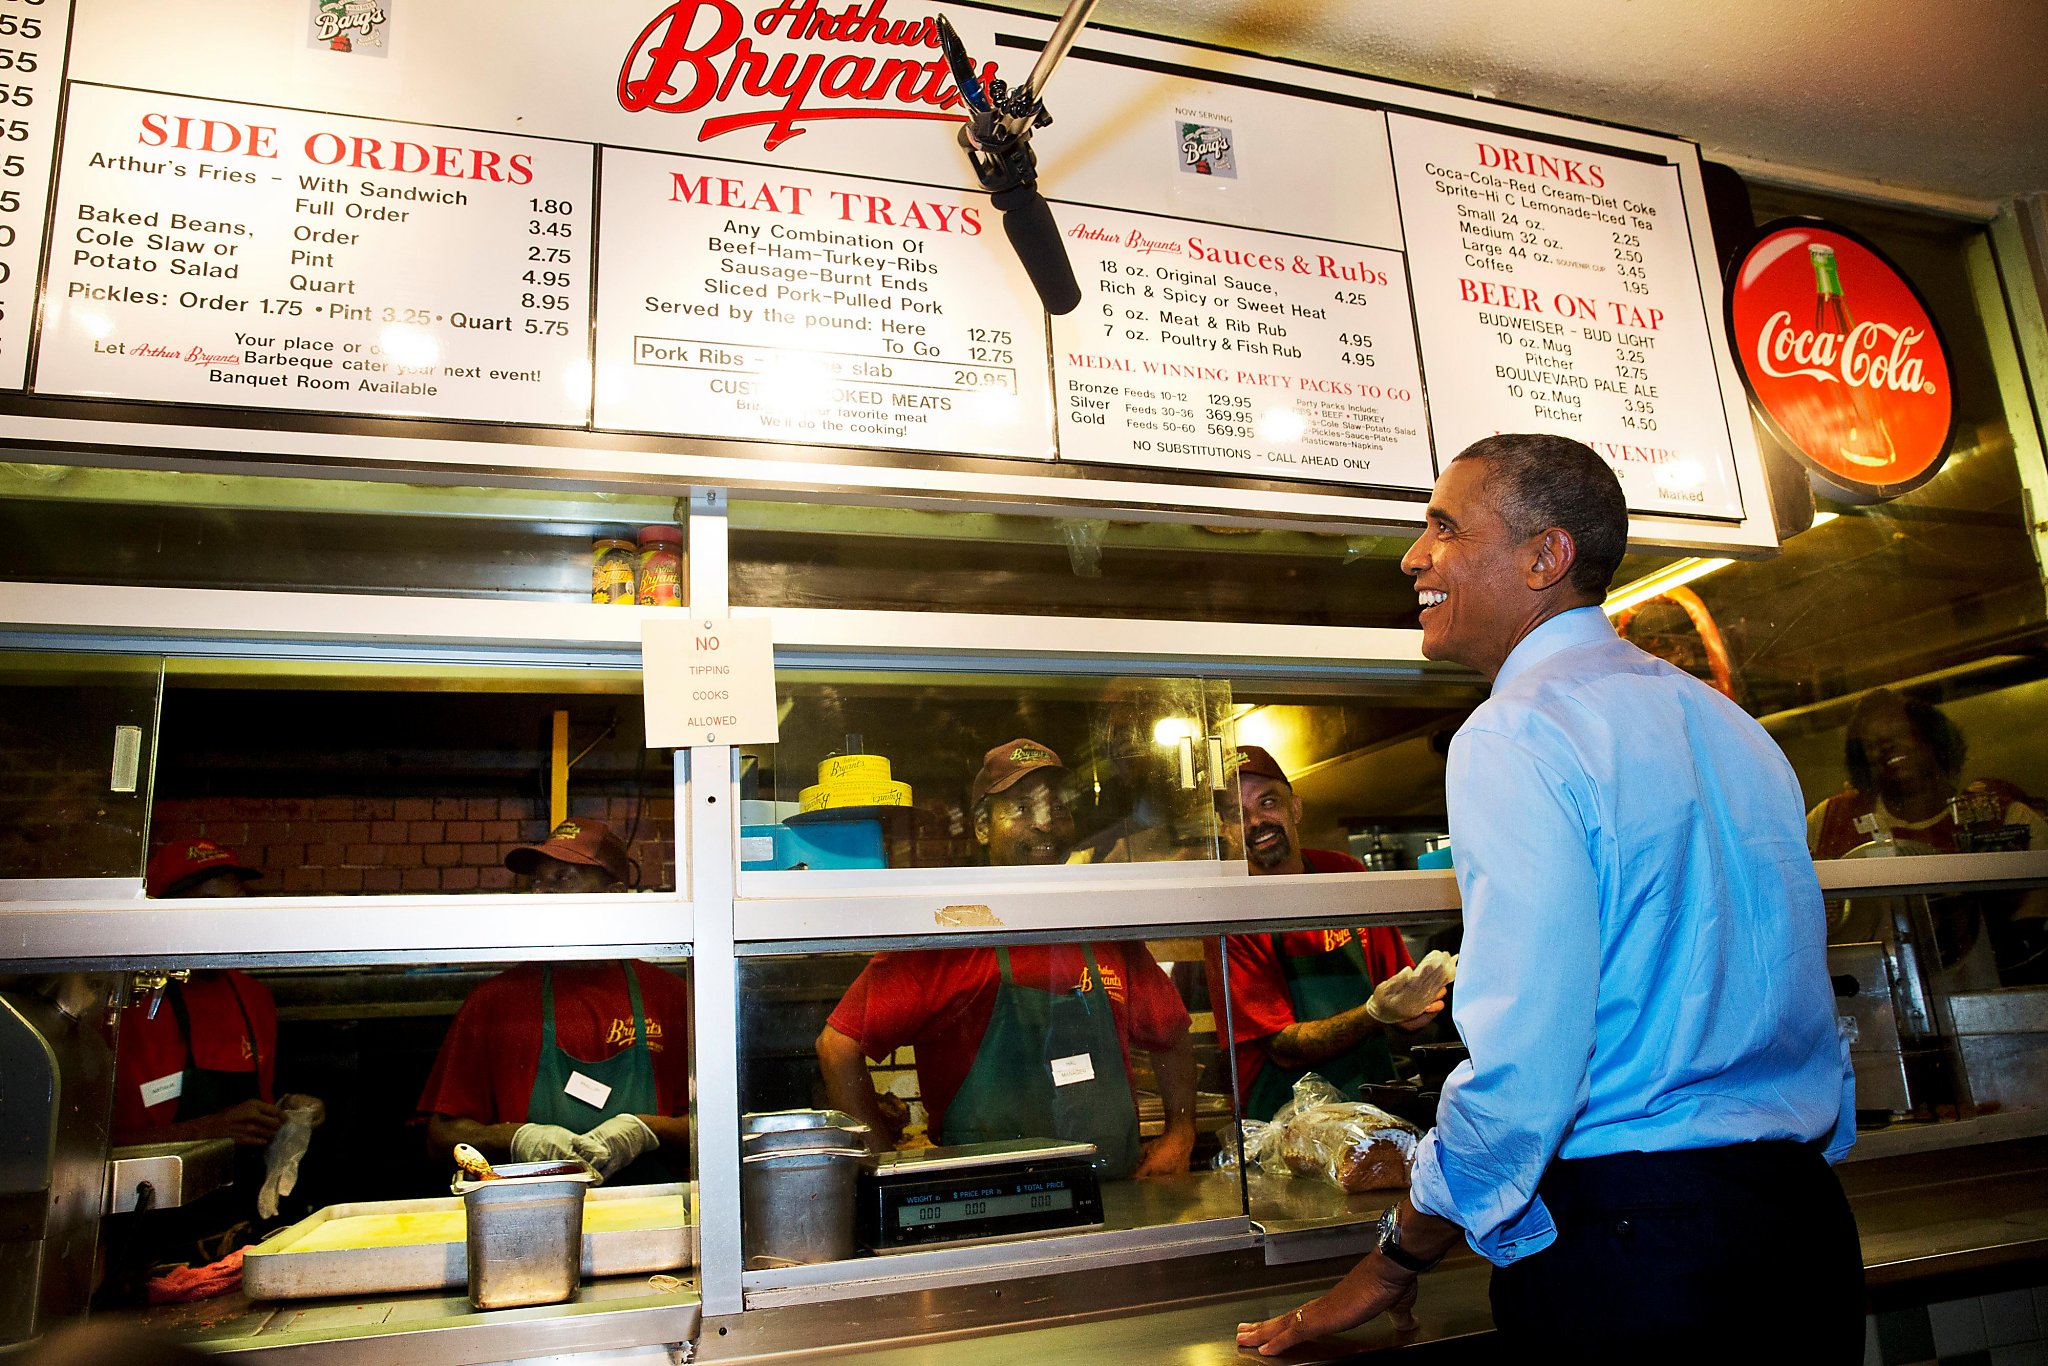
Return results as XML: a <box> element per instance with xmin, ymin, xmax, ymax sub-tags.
<box><xmin>257</xmin><ymin>1094</ymin><xmax>325</xmax><ymax>1219</ymax></box>
<box><xmin>1367</xmin><ymin>950</ymin><xmax>1458</xmax><ymax>1025</ymax></box>
<box><xmin>510</xmin><ymin>1122</ymin><xmax>583</xmax><ymax>1164</ymax></box>
<box><xmin>572</xmin><ymin>1114</ymin><xmax>659</xmax><ymax>1183</ymax></box>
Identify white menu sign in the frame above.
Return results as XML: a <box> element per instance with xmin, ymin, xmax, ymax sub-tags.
<box><xmin>594</xmin><ymin>148</ymin><xmax>1054</xmax><ymax>459</ymax></box>
<box><xmin>0</xmin><ymin>0</ymin><xmax>71</xmax><ymax>389</ymax></box>
<box><xmin>1387</xmin><ymin>113</ymin><xmax>1743</xmax><ymax>518</ymax></box>
<box><xmin>35</xmin><ymin>84</ymin><xmax>595</xmax><ymax>426</ymax></box>
<box><xmin>1049</xmin><ymin>205</ymin><xmax>1434</xmax><ymax>488</ymax></box>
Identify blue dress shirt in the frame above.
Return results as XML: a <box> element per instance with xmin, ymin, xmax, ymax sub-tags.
<box><xmin>1408</xmin><ymin>607</ymin><xmax>1855</xmax><ymax>1266</ymax></box>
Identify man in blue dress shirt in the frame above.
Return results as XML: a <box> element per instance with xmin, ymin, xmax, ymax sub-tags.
<box><xmin>1240</xmin><ymin>434</ymin><xmax>1860</xmax><ymax>1359</ymax></box>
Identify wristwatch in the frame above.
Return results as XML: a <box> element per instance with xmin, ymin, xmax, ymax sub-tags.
<box><xmin>1375</xmin><ymin>1204</ymin><xmax>1442</xmax><ymax>1274</ymax></box>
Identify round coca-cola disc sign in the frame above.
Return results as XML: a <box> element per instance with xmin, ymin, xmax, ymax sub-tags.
<box><xmin>1726</xmin><ymin>219</ymin><xmax>1955</xmax><ymax>504</ymax></box>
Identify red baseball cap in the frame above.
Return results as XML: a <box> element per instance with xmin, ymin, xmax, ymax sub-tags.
<box><xmin>970</xmin><ymin>739</ymin><xmax>1067</xmax><ymax>808</ymax></box>
<box><xmin>1233</xmin><ymin>745</ymin><xmax>1291</xmax><ymax>786</ymax></box>
<box><xmin>505</xmin><ymin>818</ymin><xmax>634</xmax><ymax>886</ymax></box>
<box><xmin>146</xmin><ymin>838</ymin><xmax>262</xmax><ymax>898</ymax></box>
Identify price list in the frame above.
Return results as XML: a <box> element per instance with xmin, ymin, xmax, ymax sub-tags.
<box><xmin>0</xmin><ymin>0</ymin><xmax>71</xmax><ymax>389</ymax></box>
<box><xmin>34</xmin><ymin>84</ymin><xmax>595</xmax><ymax>425</ymax></box>
<box><xmin>1047</xmin><ymin>206</ymin><xmax>1433</xmax><ymax>488</ymax></box>
<box><xmin>594</xmin><ymin>148</ymin><xmax>1053</xmax><ymax>458</ymax></box>
<box><xmin>1387</xmin><ymin>113</ymin><xmax>1742</xmax><ymax>517</ymax></box>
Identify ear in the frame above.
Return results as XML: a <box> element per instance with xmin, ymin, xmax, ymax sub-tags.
<box><xmin>1524</xmin><ymin>526</ymin><xmax>1579</xmax><ymax>593</ymax></box>
<box><xmin>1289</xmin><ymin>791</ymin><xmax>1303</xmax><ymax>826</ymax></box>
<box><xmin>973</xmin><ymin>803</ymin><xmax>992</xmax><ymax>847</ymax></box>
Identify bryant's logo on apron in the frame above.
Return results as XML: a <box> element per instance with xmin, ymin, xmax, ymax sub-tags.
<box><xmin>607</xmin><ymin>1016</ymin><xmax>665</xmax><ymax>1051</ymax></box>
<box><xmin>1074</xmin><ymin>962</ymin><xmax>1125</xmax><ymax>1001</ymax></box>
<box><xmin>1321</xmin><ymin>928</ymin><xmax>1356</xmax><ymax>955</ymax></box>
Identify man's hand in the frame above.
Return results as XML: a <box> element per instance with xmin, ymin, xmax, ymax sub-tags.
<box><xmin>1235</xmin><ymin>1254</ymin><xmax>1420</xmax><ymax>1355</ymax></box>
<box><xmin>1366</xmin><ymin>951</ymin><xmax>1457</xmax><ymax>1026</ymax></box>
<box><xmin>1132</xmin><ymin>1119</ymin><xmax>1196</xmax><ymax>1179</ymax></box>
<box><xmin>191</xmin><ymin>1099</ymin><xmax>286</xmax><ymax>1147</ymax></box>
<box><xmin>510</xmin><ymin>1122</ymin><xmax>583</xmax><ymax>1164</ymax></box>
<box><xmin>573</xmin><ymin>1114</ymin><xmax>659</xmax><ymax>1181</ymax></box>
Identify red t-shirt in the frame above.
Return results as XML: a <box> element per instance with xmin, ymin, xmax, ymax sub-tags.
<box><xmin>417</xmin><ymin>961</ymin><xmax>692</xmax><ymax>1124</ymax></box>
<box><xmin>1204</xmin><ymin>850</ymin><xmax>1416</xmax><ymax>1103</ymax></box>
<box><xmin>826</xmin><ymin>943</ymin><xmax>1191</xmax><ymax>1141</ymax></box>
<box><xmin>112</xmin><ymin>971</ymin><xmax>277</xmax><ymax>1144</ymax></box>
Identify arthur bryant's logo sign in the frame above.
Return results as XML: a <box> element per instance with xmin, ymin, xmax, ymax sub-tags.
<box><xmin>1727</xmin><ymin>219</ymin><xmax>1955</xmax><ymax>503</ymax></box>
<box><xmin>618</xmin><ymin>0</ymin><xmax>997</xmax><ymax>150</ymax></box>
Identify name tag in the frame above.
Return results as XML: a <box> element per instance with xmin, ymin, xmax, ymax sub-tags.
<box><xmin>1049</xmin><ymin>1053</ymin><xmax>1095</xmax><ymax>1087</ymax></box>
<box><xmin>564</xmin><ymin>1070</ymin><xmax>613</xmax><ymax>1109</ymax></box>
<box><xmin>140</xmin><ymin>1071</ymin><xmax>184</xmax><ymax>1108</ymax></box>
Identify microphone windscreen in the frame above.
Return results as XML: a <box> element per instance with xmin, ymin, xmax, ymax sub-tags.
<box><xmin>993</xmin><ymin>185</ymin><xmax>1082</xmax><ymax>315</ymax></box>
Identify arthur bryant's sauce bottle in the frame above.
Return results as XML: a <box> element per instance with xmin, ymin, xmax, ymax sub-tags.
<box><xmin>636</xmin><ymin>525</ymin><xmax>683</xmax><ymax>606</ymax></box>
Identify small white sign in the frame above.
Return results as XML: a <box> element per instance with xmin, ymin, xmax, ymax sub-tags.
<box><xmin>563</xmin><ymin>1069</ymin><xmax>613</xmax><ymax>1110</ymax></box>
<box><xmin>642</xmin><ymin>617</ymin><xmax>779</xmax><ymax>748</ymax></box>
<box><xmin>140</xmin><ymin>1071</ymin><xmax>185</xmax><ymax>1108</ymax></box>
<box><xmin>1049</xmin><ymin>1053</ymin><xmax>1096</xmax><ymax>1088</ymax></box>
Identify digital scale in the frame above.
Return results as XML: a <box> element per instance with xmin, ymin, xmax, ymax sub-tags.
<box><xmin>856</xmin><ymin>1138</ymin><xmax>1105</xmax><ymax>1254</ymax></box>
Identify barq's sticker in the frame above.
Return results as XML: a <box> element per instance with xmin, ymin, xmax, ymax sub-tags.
<box><xmin>564</xmin><ymin>1070</ymin><xmax>613</xmax><ymax>1109</ymax></box>
<box><xmin>1050</xmin><ymin>1053</ymin><xmax>1095</xmax><ymax>1087</ymax></box>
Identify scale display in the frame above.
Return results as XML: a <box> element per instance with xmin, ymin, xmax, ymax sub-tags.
<box><xmin>858</xmin><ymin>1145</ymin><xmax>1103</xmax><ymax>1253</ymax></box>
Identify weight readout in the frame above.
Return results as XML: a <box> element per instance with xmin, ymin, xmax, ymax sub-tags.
<box><xmin>895</xmin><ymin>1186</ymin><xmax>1075</xmax><ymax>1229</ymax></box>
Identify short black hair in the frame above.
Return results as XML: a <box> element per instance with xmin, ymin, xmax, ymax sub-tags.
<box><xmin>1451</xmin><ymin>433</ymin><xmax>1629</xmax><ymax>598</ymax></box>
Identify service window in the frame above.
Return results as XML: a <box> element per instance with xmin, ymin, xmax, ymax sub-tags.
<box><xmin>734</xmin><ymin>936</ymin><xmax>1239</xmax><ymax>1271</ymax></box>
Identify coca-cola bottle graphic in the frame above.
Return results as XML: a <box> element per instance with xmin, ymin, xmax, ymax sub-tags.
<box><xmin>1809</xmin><ymin>243</ymin><xmax>1897</xmax><ymax>469</ymax></box>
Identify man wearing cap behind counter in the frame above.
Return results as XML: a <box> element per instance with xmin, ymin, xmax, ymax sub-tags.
<box><xmin>816</xmin><ymin>740</ymin><xmax>1200</xmax><ymax>1179</ymax></box>
<box><xmin>1205</xmin><ymin>746</ymin><xmax>1452</xmax><ymax>1122</ymax></box>
<box><xmin>418</xmin><ymin>818</ymin><xmax>692</xmax><ymax>1184</ymax></box>
<box><xmin>1238</xmin><ymin>435</ymin><xmax>1860</xmax><ymax>1360</ymax></box>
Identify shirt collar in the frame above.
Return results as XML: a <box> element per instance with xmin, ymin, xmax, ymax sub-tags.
<box><xmin>1493</xmin><ymin>605</ymin><xmax>1616</xmax><ymax>690</ymax></box>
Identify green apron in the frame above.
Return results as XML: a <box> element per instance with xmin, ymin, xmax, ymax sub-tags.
<box><xmin>943</xmin><ymin>946</ymin><xmax>1143</xmax><ymax>1179</ymax></box>
<box><xmin>527</xmin><ymin>963</ymin><xmax>672</xmax><ymax>1185</ymax></box>
<box><xmin>1242</xmin><ymin>931</ymin><xmax>1398</xmax><ymax>1121</ymax></box>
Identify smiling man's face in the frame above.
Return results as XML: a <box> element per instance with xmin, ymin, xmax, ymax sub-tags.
<box><xmin>1400</xmin><ymin>459</ymin><xmax>1558</xmax><ymax>678</ymax></box>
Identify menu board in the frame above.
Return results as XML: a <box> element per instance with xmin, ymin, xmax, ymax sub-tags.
<box><xmin>1048</xmin><ymin>205</ymin><xmax>1433</xmax><ymax>487</ymax></box>
<box><xmin>0</xmin><ymin>0</ymin><xmax>1774</xmax><ymax>541</ymax></box>
<box><xmin>0</xmin><ymin>0</ymin><xmax>71</xmax><ymax>389</ymax></box>
<box><xmin>35</xmin><ymin>84</ymin><xmax>595</xmax><ymax>426</ymax></box>
<box><xmin>593</xmin><ymin>149</ymin><xmax>1052</xmax><ymax>458</ymax></box>
<box><xmin>1387</xmin><ymin>113</ymin><xmax>1743</xmax><ymax>518</ymax></box>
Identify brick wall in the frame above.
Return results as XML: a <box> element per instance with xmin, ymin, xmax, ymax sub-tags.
<box><xmin>149</xmin><ymin>792</ymin><xmax>677</xmax><ymax>894</ymax></box>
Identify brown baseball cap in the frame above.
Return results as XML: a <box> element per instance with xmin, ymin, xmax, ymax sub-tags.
<box><xmin>970</xmin><ymin>739</ymin><xmax>1067</xmax><ymax>808</ymax></box>
<box><xmin>146</xmin><ymin>838</ymin><xmax>262</xmax><ymax>898</ymax></box>
<box><xmin>1233</xmin><ymin>745</ymin><xmax>1291</xmax><ymax>786</ymax></box>
<box><xmin>505</xmin><ymin>817</ymin><xmax>634</xmax><ymax>886</ymax></box>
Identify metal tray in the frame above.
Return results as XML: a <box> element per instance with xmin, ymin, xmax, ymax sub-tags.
<box><xmin>242</xmin><ymin>1182</ymin><xmax>696</xmax><ymax>1301</ymax></box>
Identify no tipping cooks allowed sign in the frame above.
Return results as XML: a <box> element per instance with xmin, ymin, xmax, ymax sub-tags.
<box><xmin>642</xmin><ymin>616</ymin><xmax>779</xmax><ymax>749</ymax></box>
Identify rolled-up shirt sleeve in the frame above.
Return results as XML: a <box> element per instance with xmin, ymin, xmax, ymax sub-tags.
<box><xmin>1409</xmin><ymin>725</ymin><xmax>1603</xmax><ymax>1266</ymax></box>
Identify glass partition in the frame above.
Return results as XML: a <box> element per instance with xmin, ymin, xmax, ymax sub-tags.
<box><xmin>735</xmin><ymin>935</ymin><xmax>1238</xmax><ymax>1270</ymax></box>
<box><xmin>148</xmin><ymin>658</ymin><xmax>677</xmax><ymax>895</ymax></box>
<box><xmin>743</xmin><ymin>672</ymin><xmax>1239</xmax><ymax>873</ymax></box>
<box><xmin>0</xmin><ymin>651</ymin><xmax>162</xmax><ymax>881</ymax></box>
<box><xmin>89</xmin><ymin>955</ymin><xmax>694</xmax><ymax>1307</ymax></box>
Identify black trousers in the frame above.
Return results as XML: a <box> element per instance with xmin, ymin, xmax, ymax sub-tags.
<box><xmin>1488</xmin><ymin>1142</ymin><xmax>1864</xmax><ymax>1363</ymax></box>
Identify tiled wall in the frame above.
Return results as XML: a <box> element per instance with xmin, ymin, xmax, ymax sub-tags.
<box><xmin>149</xmin><ymin>792</ymin><xmax>677</xmax><ymax>892</ymax></box>
<box><xmin>1869</xmin><ymin>1285</ymin><xmax>2048</xmax><ymax>1366</ymax></box>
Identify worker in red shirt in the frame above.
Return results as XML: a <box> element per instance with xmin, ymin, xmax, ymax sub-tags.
<box><xmin>418</xmin><ymin>818</ymin><xmax>691</xmax><ymax>1184</ymax></box>
<box><xmin>1207</xmin><ymin>747</ymin><xmax>1451</xmax><ymax>1121</ymax></box>
<box><xmin>816</xmin><ymin>740</ymin><xmax>1199</xmax><ymax>1179</ymax></box>
<box><xmin>116</xmin><ymin>840</ymin><xmax>282</xmax><ymax>1154</ymax></box>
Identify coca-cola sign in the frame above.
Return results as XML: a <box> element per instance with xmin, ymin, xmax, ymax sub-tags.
<box><xmin>1726</xmin><ymin>219</ymin><xmax>1955</xmax><ymax>503</ymax></box>
<box><xmin>618</xmin><ymin>0</ymin><xmax>996</xmax><ymax>151</ymax></box>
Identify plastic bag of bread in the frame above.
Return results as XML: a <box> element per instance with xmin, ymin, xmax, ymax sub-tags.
<box><xmin>1275</xmin><ymin>1102</ymin><xmax>1419</xmax><ymax>1193</ymax></box>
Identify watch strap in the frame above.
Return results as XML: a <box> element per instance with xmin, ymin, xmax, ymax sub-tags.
<box><xmin>1377</xmin><ymin>1205</ymin><xmax>1442</xmax><ymax>1274</ymax></box>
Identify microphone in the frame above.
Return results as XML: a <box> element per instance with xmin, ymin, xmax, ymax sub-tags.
<box><xmin>993</xmin><ymin>185</ymin><xmax>1081</xmax><ymax>316</ymax></box>
<box><xmin>938</xmin><ymin>5</ymin><xmax>1098</xmax><ymax>316</ymax></box>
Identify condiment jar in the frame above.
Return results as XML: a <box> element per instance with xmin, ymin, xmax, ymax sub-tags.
<box><xmin>636</xmin><ymin>526</ymin><xmax>683</xmax><ymax>607</ymax></box>
<box><xmin>591</xmin><ymin>538</ymin><xmax>638</xmax><ymax>604</ymax></box>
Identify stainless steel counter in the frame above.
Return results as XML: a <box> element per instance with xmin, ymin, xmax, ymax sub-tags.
<box><xmin>116</xmin><ymin>1273</ymin><xmax>700</xmax><ymax>1365</ymax></box>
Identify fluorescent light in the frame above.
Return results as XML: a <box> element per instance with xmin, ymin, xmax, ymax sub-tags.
<box><xmin>1603</xmin><ymin>512</ymin><xmax>1842</xmax><ymax>616</ymax></box>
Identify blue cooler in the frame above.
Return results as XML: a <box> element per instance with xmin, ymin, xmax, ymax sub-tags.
<box><xmin>741</xmin><ymin>821</ymin><xmax>886</xmax><ymax>871</ymax></box>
